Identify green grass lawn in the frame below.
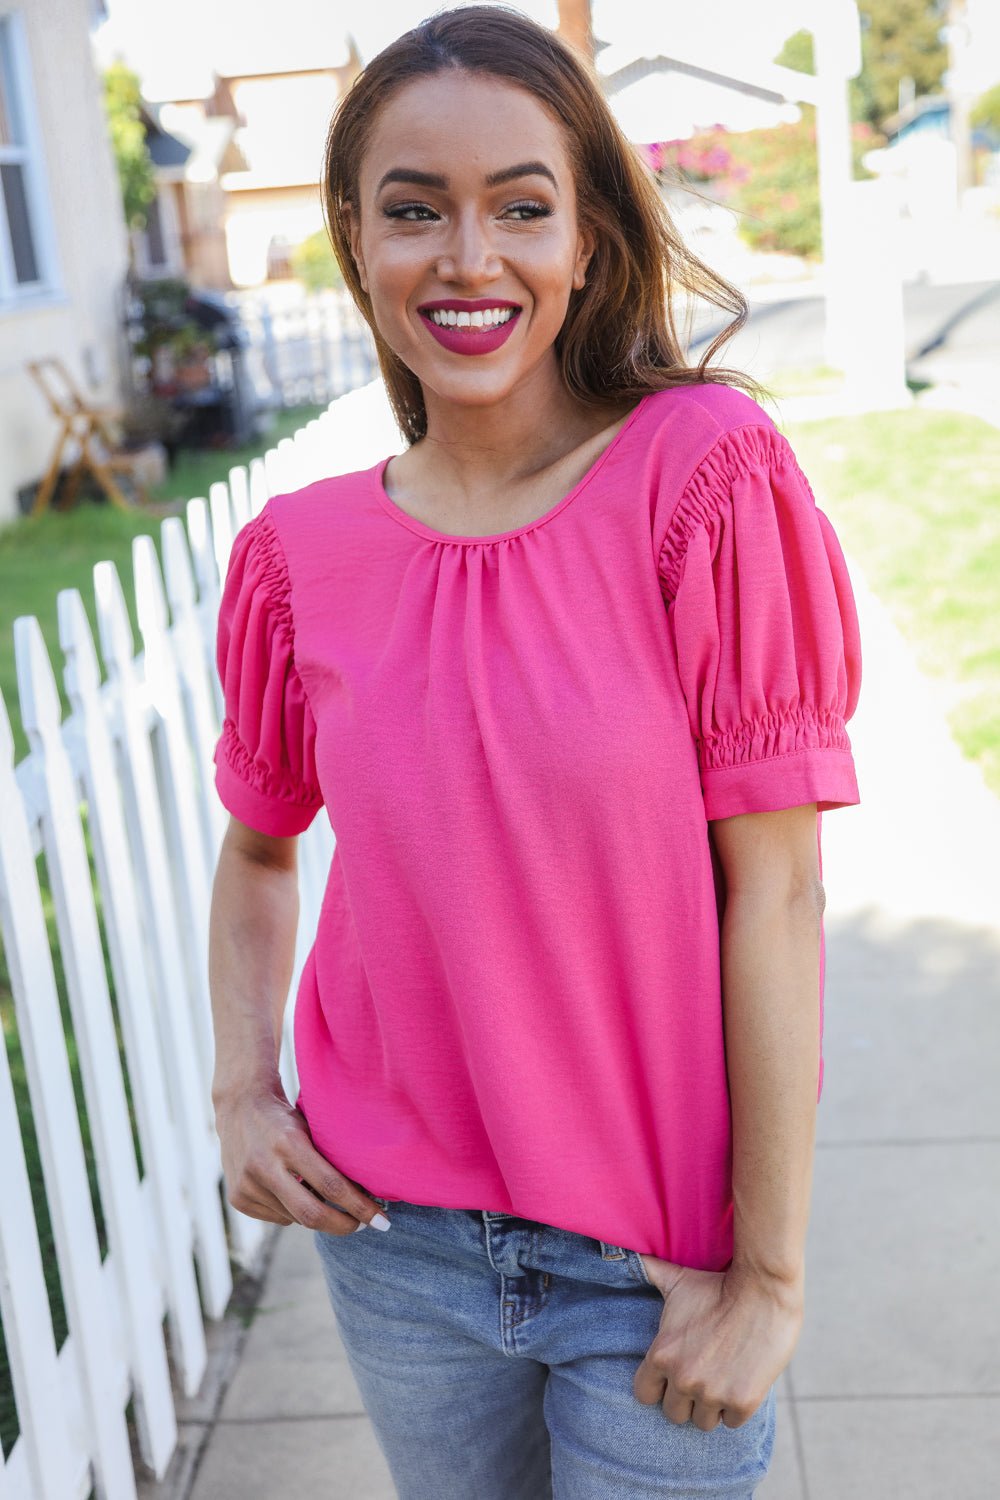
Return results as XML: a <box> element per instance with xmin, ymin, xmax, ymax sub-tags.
<box><xmin>0</xmin><ymin>403</ymin><xmax>326</xmax><ymax>767</ymax></box>
<box><xmin>781</xmin><ymin>405</ymin><xmax>1000</xmax><ymax>798</ymax></box>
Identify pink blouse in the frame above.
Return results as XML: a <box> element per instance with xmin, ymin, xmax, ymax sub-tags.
<box><xmin>213</xmin><ymin>381</ymin><xmax>862</xmax><ymax>1270</ymax></box>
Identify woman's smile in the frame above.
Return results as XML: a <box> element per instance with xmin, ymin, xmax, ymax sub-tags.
<box><xmin>418</xmin><ymin>298</ymin><xmax>523</xmax><ymax>356</ymax></box>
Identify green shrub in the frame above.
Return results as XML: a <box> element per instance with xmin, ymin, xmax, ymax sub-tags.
<box><xmin>659</xmin><ymin>112</ymin><xmax>882</xmax><ymax>260</ymax></box>
<box><xmin>971</xmin><ymin>83</ymin><xmax>1000</xmax><ymax>137</ymax></box>
<box><xmin>290</xmin><ymin>230</ymin><xmax>344</xmax><ymax>292</ymax></box>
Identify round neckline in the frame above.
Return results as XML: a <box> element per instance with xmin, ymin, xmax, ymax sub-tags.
<box><xmin>371</xmin><ymin>393</ymin><xmax>654</xmax><ymax>545</ymax></box>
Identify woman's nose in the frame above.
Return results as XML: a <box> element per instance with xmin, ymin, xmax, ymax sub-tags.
<box><xmin>436</xmin><ymin>211</ymin><xmax>502</xmax><ymax>285</ymax></box>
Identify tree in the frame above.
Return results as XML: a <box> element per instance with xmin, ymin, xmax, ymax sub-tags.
<box><xmin>102</xmin><ymin>60</ymin><xmax>156</xmax><ymax>233</ymax></box>
<box><xmin>775</xmin><ymin>29</ymin><xmax>814</xmax><ymax>76</ymax></box>
<box><xmin>851</xmin><ymin>0</ymin><xmax>948</xmax><ymax>129</ymax></box>
<box><xmin>970</xmin><ymin>83</ymin><xmax>1000</xmax><ymax>136</ymax></box>
<box><xmin>290</xmin><ymin>230</ymin><xmax>344</xmax><ymax>292</ymax></box>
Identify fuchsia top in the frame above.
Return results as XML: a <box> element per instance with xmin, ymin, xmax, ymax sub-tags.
<box><xmin>213</xmin><ymin>381</ymin><xmax>862</xmax><ymax>1270</ymax></box>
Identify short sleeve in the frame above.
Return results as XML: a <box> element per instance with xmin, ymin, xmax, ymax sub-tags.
<box><xmin>659</xmin><ymin>423</ymin><xmax>862</xmax><ymax>822</ymax></box>
<box><xmin>213</xmin><ymin>507</ymin><xmax>323</xmax><ymax>836</ymax></box>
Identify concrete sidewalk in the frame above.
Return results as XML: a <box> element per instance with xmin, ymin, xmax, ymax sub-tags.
<box><xmin>148</xmin><ymin>549</ymin><xmax>1000</xmax><ymax>1499</ymax></box>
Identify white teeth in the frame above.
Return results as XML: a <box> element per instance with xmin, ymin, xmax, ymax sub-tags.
<box><xmin>426</xmin><ymin>307</ymin><xmax>517</xmax><ymax>329</ymax></box>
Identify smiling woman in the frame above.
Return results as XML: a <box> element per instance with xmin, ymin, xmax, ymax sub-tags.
<box><xmin>207</xmin><ymin>7</ymin><xmax>863</xmax><ymax>1498</ymax></box>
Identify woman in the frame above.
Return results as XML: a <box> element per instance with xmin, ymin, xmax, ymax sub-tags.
<box><xmin>208</xmin><ymin>7</ymin><xmax>862</xmax><ymax>1497</ymax></box>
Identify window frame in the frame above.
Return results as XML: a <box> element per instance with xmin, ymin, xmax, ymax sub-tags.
<box><xmin>0</xmin><ymin>8</ymin><xmax>62</xmax><ymax>309</ymax></box>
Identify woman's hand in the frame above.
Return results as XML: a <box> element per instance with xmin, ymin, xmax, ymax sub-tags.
<box><xmin>632</xmin><ymin>1254</ymin><xmax>803</xmax><ymax>1430</ymax></box>
<box><xmin>213</xmin><ymin>1079</ymin><xmax>390</xmax><ymax>1235</ymax></box>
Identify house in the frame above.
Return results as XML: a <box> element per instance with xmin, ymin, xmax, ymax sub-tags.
<box><xmin>598</xmin><ymin>49</ymin><xmax>801</xmax><ymax>145</ymax></box>
<box><xmin>139</xmin><ymin>50</ymin><xmax>361</xmax><ymax>290</ymax></box>
<box><xmin>132</xmin><ymin>97</ymin><xmax>247</xmax><ymax>287</ymax></box>
<box><xmin>0</xmin><ymin>0</ymin><xmax>130</xmax><ymax>523</ymax></box>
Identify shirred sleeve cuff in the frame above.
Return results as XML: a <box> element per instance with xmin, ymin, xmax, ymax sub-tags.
<box><xmin>701</xmin><ymin>745</ymin><xmax>861</xmax><ymax>821</ymax></box>
<box><xmin>213</xmin><ymin>721</ymin><xmax>323</xmax><ymax>837</ymax></box>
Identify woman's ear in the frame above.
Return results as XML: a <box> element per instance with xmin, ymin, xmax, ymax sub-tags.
<box><xmin>573</xmin><ymin>224</ymin><xmax>596</xmax><ymax>291</ymax></box>
<box><xmin>343</xmin><ymin>201</ymin><xmax>368</xmax><ymax>293</ymax></box>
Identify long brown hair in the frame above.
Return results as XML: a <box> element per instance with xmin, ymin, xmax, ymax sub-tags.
<box><xmin>322</xmin><ymin>4</ymin><xmax>764</xmax><ymax>444</ymax></box>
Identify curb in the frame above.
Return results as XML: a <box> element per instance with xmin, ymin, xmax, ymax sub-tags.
<box><xmin>133</xmin><ymin>1225</ymin><xmax>283</xmax><ymax>1500</ymax></box>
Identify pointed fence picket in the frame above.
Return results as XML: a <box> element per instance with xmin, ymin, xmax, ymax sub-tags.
<box><xmin>0</xmin><ymin>376</ymin><xmax>398</xmax><ymax>1498</ymax></box>
<box><xmin>16</xmin><ymin>613</ymin><xmax>178</xmax><ymax>1480</ymax></box>
<box><xmin>58</xmin><ymin>587</ymin><xmax>208</xmax><ymax>1402</ymax></box>
<box><xmin>0</xmin><ymin>694</ymin><xmax>138</xmax><ymax>1499</ymax></box>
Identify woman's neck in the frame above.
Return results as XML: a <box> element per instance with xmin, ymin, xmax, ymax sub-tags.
<box><xmin>415</xmin><ymin>362</ymin><xmax>615</xmax><ymax>505</ymax></box>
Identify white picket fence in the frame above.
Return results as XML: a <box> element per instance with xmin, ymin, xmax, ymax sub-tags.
<box><xmin>0</xmin><ymin>379</ymin><xmax>400</xmax><ymax>1500</ymax></box>
<box><xmin>233</xmin><ymin>285</ymin><xmax>381</xmax><ymax>409</ymax></box>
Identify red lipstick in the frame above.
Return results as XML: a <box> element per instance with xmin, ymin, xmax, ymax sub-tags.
<box><xmin>417</xmin><ymin>297</ymin><xmax>522</xmax><ymax>356</ymax></box>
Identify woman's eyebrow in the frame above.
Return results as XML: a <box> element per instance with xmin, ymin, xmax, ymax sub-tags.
<box><xmin>376</xmin><ymin>161</ymin><xmax>558</xmax><ymax>194</ymax></box>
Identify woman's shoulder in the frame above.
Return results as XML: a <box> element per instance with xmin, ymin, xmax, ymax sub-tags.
<box><xmin>635</xmin><ymin>379</ymin><xmax>785</xmax><ymax>503</ymax></box>
<box><xmin>641</xmin><ymin>379</ymin><xmax>778</xmax><ymax>445</ymax></box>
<box><xmin>255</xmin><ymin>455</ymin><xmax>391</xmax><ymax>564</ymax></box>
<box><xmin>267</xmin><ymin>458</ymin><xmax>388</xmax><ymax>523</ymax></box>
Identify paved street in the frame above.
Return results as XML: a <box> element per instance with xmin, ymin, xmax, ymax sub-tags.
<box><xmin>690</xmin><ymin>278</ymin><xmax>1000</xmax><ymax>393</ymax></box>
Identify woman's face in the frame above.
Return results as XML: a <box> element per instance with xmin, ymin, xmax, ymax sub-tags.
<box><xmin>346</xmin><ymin>69</ymin><xmax>594</xmax><ymax>414</ymax></box>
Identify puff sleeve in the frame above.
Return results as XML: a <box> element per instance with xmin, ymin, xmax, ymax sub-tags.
<box><xmin>659</xmin><ymin>424</ymin><xmax>862</xmax><ymax>822</ymax></box>
<box><xmin>212</xmin><ymin>508</ymin><xmax>323</xmax><ymax>836</ymax></box>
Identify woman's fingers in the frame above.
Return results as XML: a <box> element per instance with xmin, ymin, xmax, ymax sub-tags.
<box><xmin>287</xmin><ymin>1167</ymin><xmax>386</xmax><ymax>1235</ymax></box>
<box><xmin>278</xmin><ymin>1172</ymin><xmax>367</xmax><ymax>1234</ymax></box>
<box><xmin>234</xmin><ymin>1192</ymin><xmax>296</xmax><ymax>1226</ymax></box>
<box><xmin>233</xmin><ymin>1170</ymin><xmax>367</xmax><ymax>1234</ymax></box>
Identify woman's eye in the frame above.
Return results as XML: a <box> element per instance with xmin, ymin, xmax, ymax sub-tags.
<box><xmin>383</xmin><ymin>203</ymin><xmax>439</xmax><ymax>221</ymax></box>
<box><xmin>503</xmin><ymin>201</ymin><xmax>552</xmax><ymax>221</ymax></box>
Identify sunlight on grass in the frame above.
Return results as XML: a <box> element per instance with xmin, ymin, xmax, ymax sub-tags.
<box><xmin>783</xmin><ymin>406</ymin><xmax>1000</xmax><ymax>797</ymax></box>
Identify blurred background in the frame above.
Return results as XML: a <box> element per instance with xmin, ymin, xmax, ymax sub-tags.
<box><xmin>0</xmin><ymin>4</ymin><xmax>998</xmax><ymax>1498</ymax></box>
<box><xmin>1</xmin><ymin>0</ymin><xmax>998</xmax><ymax>506</ymax></box>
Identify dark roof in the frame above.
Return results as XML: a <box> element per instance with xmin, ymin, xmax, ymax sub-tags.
<box><xmin>138</xmin><ymin>103</ymin><xmax>192</xmax><ymax>170</ymax></box>
<box><xmin>603</xmin><ymin>54</ymin><xmax>785</xmax><ymax>106</ymax></box>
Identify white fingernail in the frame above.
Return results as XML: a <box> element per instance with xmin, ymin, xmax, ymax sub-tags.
<box><xmin>354</xmin><ymin>1220</ymin><xmax>368</xmax><ymax>1232</ymax></box>
<box><xmin>371</xmin><ymin>1212</ymin><xmax>391</xmax><ymax>1231</ymax></box>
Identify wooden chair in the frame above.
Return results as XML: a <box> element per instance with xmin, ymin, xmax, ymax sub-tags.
<box><xmin>27</xmin><ymin>357</ymin><xmax>149</xmax><ymax>514</ymax></box>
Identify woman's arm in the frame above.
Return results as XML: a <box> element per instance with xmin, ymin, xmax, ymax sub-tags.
<box><xmin>209</xmin><ymin>818</ymin><xmax>302</xmax><ymax>1101</ymax></box>
<box><xmin>208</xmin><ymin>816</ymin><xmax>391</xmax><ymax>1234</ymax></box>
<box><xmin>713</xmin><ymin>801</ymin><xmax>824</xmax><ymax>1296</ymax></box>
<box><xmin>633</xmin><ymin>802</ymin><xmax>822</xmax><ymax>1429</ymax></box>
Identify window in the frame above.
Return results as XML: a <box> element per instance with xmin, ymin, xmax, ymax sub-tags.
<box><xmin>144</xmin><ymin>192</ymin><xmax>166</xmax><ymax>268</ymax></box>
<box><xmin>0</xmin><ymin>11</ymin><xmax>56</xmax><ymax>300</ymax></box>
<box><xmin>135</xmin><ymin>184</ymin><xmax>182</xmax><ymax>276</ymax></box>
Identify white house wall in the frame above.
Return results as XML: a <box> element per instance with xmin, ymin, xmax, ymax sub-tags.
<box><xmin>0</xmin><ymin>0</ymin><xmax>129</xmax><ymax>524</ymax></box>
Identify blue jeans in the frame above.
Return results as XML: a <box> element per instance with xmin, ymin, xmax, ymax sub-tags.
<box><xmin>313</xmin><ymin>1196</ymin><xmax>777</xmax><ymax>1499</ymax></box>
